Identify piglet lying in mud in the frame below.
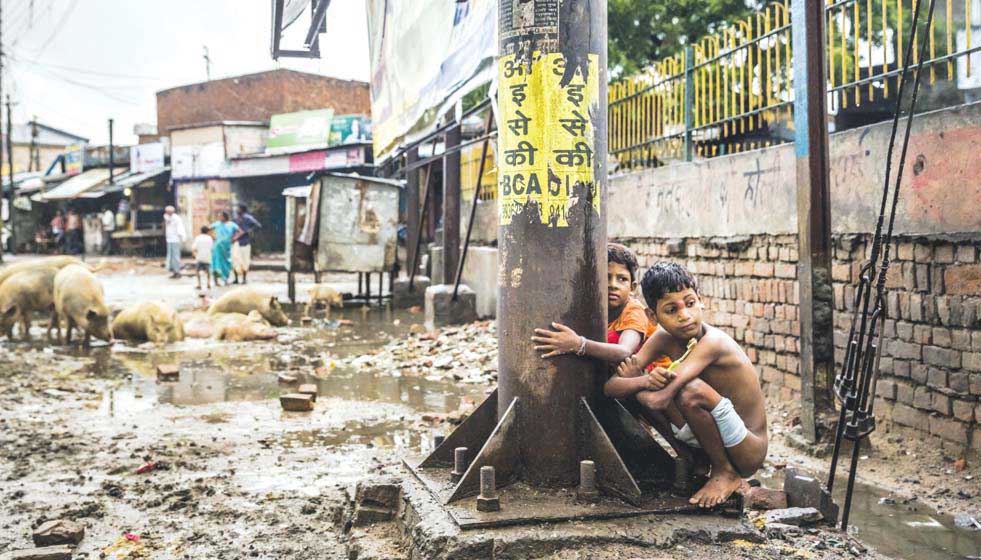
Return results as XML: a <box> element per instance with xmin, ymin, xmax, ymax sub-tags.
<box><xmin>213</xmin><ymin>311</ymin><xmax>279</xmax><ymax>341</ymax></box>
<box><xmin>208</xmin><ymin>287</ymin><xmax>289</xmax><ymax>326</ymax></box>
<box><xmin>53</xmin><ymin>264</ymin><xmax>113</xmax><ymax>346</ymax></box>
<box><xmin>111</xmin><ymin>301</ymin><xmax>185</xmax><ymax>344</ymax></box>
<box><xmin>0</xmin><ymin>266</ymin><xmax>59</xmax><ymax>341</ymax></box>
<box><xmin>304</xmin><ymin>284</ymin><xmax>343</xmax><ymax>317</ymax></box>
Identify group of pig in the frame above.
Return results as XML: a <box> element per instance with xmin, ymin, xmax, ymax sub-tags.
<box><xmin>0</xmin><ymin>256</ymin><xmax>291</xmax><ymax>346</ymax></box>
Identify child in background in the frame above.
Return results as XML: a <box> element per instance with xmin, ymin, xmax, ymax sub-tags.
<box><xmin>192</xmin><ymin>226</ymin><xmax>214</xmax><ymax>290</ymax></box>
<box><xmin>532</xmin><ymin>243</ymin><xmax>669</xmax><ymax>365</ymax></box>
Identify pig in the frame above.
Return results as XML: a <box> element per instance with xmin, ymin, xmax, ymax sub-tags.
<box><xmin>213</xmin><ymin>311</ymin><xmax>278</xmax><ymax>341</ymax></box>
<box><xmin>180</xmin><ymin>311</ymin><xmax>215</xmax><ymax>339</ymax></box>
<box><xmin>111</xmin><ymin>301</ymin><xmax>185</xmax><ymax>344</ymax></box>
<box><xmin>304</xmin><ymin>284</ymin><xmax>344</xmax><ymax>317</ymax></box>
<box><xmin>208</xmin><ymin>287</ymin><xmax>289</xmax><ymax>326</ymax></box>
<box><xmin>0</xmin><ymin>266</ymin><xmax>59</xmax><ymax>341</ymax></box>
<box><xmin>53</xmin><ymin>264</ymin><xmax>113</xmax><ymax>346</ymax></box>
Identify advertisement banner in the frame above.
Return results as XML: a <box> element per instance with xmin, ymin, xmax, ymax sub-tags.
<box><xmin>64</xmin><ymin>144</ymin><xmax>85</xmax><ymax>176</ymax></box>
<box><xmin>266</xmin><ymin>109</ymin><xmax>335</xmax><ymax>155</ymax></box>
<box><xmin>328</xmin><ymin>115</ymin><xmax>371</xmax><ymax>147</ymax></box>
<box><xmin>366</xmin><ymin>0</ymin><xmax>496</xmax><ymax>161</ymax></box>
<box><xmin>130</xmin><ymin>142</ymin><xmax>165</xmax><ymax>173</ymax></box>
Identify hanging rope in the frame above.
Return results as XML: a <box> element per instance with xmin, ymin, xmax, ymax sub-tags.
<box><xmin>826</xmin><ymin>0</ymin><xmax>938</xmax><ymax>532</ymax></box>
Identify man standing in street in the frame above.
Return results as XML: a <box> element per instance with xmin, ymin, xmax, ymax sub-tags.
<box><xmin>101</xmin><ymin>206</ymin><xmax>115</xmax><ymax>255</ymax></box>
<box><xmin>231</xmin><ymin>203</ymin><xmax>261</xmax><ymax>284</ymax></box>
<box><xmin>65</xmin><ymin>208</ymin><xmax>82</xmax><ymax>255</ymax></box>
<box><xmin>164</xmin><ymin>205</ymin><xmax>186</xmax><ymax>279</ymax></box>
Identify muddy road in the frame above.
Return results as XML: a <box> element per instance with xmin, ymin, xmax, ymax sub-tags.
<box><xmin>0</xmin><ymin>260</ymin><xmax>978</xmax><ymax>559</ymax></box>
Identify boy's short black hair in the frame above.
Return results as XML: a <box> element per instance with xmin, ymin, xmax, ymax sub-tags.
<box><xmin>607</xmin><ymin>243</ymin><xmax>638</xmax><ymax>282</ymax></box>
<box><xmin>641</xmin><ymin>261</ymin><xmax>699</xmax><ymax>308</ymax></box>
<box><xmin>200</xmin><ymin>225</ymin><xmax>211</xmax><ymax>234</ymax></box>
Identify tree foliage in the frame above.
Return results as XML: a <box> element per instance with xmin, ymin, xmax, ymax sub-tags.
<box><xmin>608</xmin><ymin>0</ymin><xmax>758</xmax><ymax>79</ymax></box>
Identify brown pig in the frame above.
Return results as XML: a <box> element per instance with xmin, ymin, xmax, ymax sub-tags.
<box><xmin>0</xmin><ymin>267</ymin><xmax>59</xmax><ymax>341</ymax></box>
<box><xmin>111</xmin><ymin>301</ymin><xmax>185</xmax><ymax>343</ymax></box>
<box><xmin>208</xmin><ymin>287</ymin><xmax>289</xmax><ymax>326</ymax></box>
<box><xmin>213</xmin><ymin>311</ymin><xmax>279</xmax><ymax>341</ymax></box>
<box><xmin>53</xmin><ymin>264</ymin><xmax>113</xmax><ymax>346</ymax></box>
<box><xmin>304</xmin><ymin>284</ymin><xmax>344</xmax><ymax>317</ymax></box>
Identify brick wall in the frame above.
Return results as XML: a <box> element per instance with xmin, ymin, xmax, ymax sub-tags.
<box><xmin>156</xmin><ymin>69</ymin><xmax>370</xmax><ymax>134</ymax></box>
<box><xmin>620</xmin><ymin>234</ymin><xmax>980</xmax><ymax>451</ymax></box>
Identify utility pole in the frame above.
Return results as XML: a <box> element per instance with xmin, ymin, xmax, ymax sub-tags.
<box><xmin>417</xmin><ymin>0</ymin><xmax>650</xmax><ymax>504</ymax></box>
<box><xmin>203</xmin><ymin>46</ymin><xmax>211</xmax><ymax>81</ymax></box>
<box><xmin>29</xmin><ymin>116</ymin><xmax>39</xmax><ymax>172</ymax></box>
<box><xmin>108</xmin><ymin>118</ymin><xmax>114</xmax><ymax>184</ymax></box>
<box><xmin>6</xmin><ymin>95</ymin><xmax>14</xmax><ymax>254</ymax></box>
<box><xmin>0</xmin><ymin>0</ymin><xmax>5</xmax><ymax>261</ymax></box>
<box><xmin>441</xmin><ymin>120</ymin><xmax>460</xmax><ymax>284</ymax></box>
<box><xmin>792</xmin><ymin>0</ymin><xmax>835</xmax><ymax>443</ymax></box>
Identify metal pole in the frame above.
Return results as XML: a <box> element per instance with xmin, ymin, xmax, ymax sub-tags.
<box><xmin>0</xmin><ymin>0</ymin><xmax>5</xmax><ymax>261</ymax></box>
<box><xmin>405</xmin><ymin>147</ymin><xmax>420</xmax><ymax>284</ymax></box>
<box><xmin>453</xmin><ymin>110</ymin><xmax>494</xmax><ymax>300</ymax></box>
<box><xmin>791</xmin><ymin>0</ymin><xmax>835</xmax><ymax>443</ymax></box>
<box><xmin>496</xmin><ymin>0</ymin><xmax>609</xmax><ymax>485</ymax></box>
<box><xmin>408</xmin><ymin>139</ymin><xmax>438</xmax><ymax>290</ymax></box>
<box><xmin>108</xmin><ymin>119</ymin><xmax>115</xmax><ymax>185</ymax></box>
<box><xmin>5</xmin><ymin>95</ymin><xmax>13</xmax><ymax>254</ymax></box>
<box><xmin>683</xmin><ymin>46</ymin><xmax>695</xmax><ymax>161</ymax></box>
<box><xmin>442</xmin><ymin>121</ymin><xmax>461</xmax><ymax>286</ymax></box>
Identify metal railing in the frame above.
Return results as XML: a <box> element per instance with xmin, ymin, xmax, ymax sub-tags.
<box><xmin>609</xmin><ymin>0</ymin><xmax>980</xmax><ymax>170</ymax></box>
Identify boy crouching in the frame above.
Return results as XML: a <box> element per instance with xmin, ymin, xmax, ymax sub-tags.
<box><xmin>605</xmin><ymin>262</ymin><xmax>768</xmax><ymax>508</ymax></box>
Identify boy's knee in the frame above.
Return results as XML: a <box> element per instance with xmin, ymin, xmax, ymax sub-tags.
<box><xmin>675</xmin><ymin>379</ymin><xmax>711</xmax><ymax>410</ymax></box>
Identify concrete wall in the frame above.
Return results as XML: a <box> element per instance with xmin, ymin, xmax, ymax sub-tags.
<box><xmin>610</xmin><ymin>101</ymin><xmax>981</xmax><ymax>451</ymax></box>
<box><xmin>157</xmin><ymin>69</ymin><xmax>370</xmax><ymax>134</ymax></box>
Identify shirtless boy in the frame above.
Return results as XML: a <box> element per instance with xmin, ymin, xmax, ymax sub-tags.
<box><xmin>605</xmin><ymin>262</ymin><xmax>768</xmax><ymax>508</ymax></box>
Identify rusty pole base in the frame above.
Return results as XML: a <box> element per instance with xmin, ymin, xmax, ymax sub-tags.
<box><xmin>405</xmin><ymin>390</ymin><xmax>720</xmax><ymax>529</ymax></box>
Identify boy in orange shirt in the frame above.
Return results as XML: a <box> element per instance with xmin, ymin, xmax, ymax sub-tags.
<box><xmin>532</xmin><ymin>243</ymin><xmax>669</xmax><ymax>366</ymax></box>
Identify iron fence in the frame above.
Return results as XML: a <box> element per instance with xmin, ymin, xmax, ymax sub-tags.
<box><xmin>609</xmin><ymin>0</ymin><xmax>980</xmax><ymax>170</ymax></box>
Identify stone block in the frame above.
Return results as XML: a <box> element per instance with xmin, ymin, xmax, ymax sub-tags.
<box><xmin>934</xmin><ymin>244</ymin><xmax>955</xmax><ymax>264</ymax></box>
<box><xmin>913</xmin><ymin>386</ymin><xmax>933</xmax><ymax>410</ymax></box>
<box><xmin>892</xmin><ymin>404</ymin><xmax>928</xmax><ymax>431</ymax></box>
<box><xmin>298</xmin><ymin>384</ymin><xmax>318</xmax><ymax>402</ymax></box>
<box><xmin>955</xmin><ymin>245</ymin><xmax>976</xmax><ymax>263</ymax></box>
<box><xmin>156</xmin><ymin>364</ymin><xmax>180</xmax><ymax>381</ymax></box>
<box><xmin>933</xmin><ymin>328</ymin><xmax>953</xmax><ymax>348</ymax></box>
<box><xmin>763</xmin><ymin>507</ymin><xmax>823</xmax><ymax>527</ymax></box>
<box><xmin>424</xmin><ymin>284</ymin><xmax>477</xmax><ymax>329</ymax></box>
<box><xmin>948</xmin><ymin>371</ymin><xmax>970</xmax><ymax>394</ymax></box>
<box><xmin>280</xmin><ymin>393</ymin><xmax>314</xmax><ymax>412</ymax></box>
<box><xmin>392</xmin><ymin>276</ymin><xmax>431</xmax><ymax>309</ymax></box>
<box><xmin>951</xmin><ymin>329</ymin><xmax>972</xmax><ymax>351</ymax></box>
<box><xmin>927</xmin><ymin>367</ymin><xmax>948</xmax><ymax>389</ymax></box>
<box><xmin>351</xmin><ymin>479</ymin><xmax>401</xmax><ymax>527</ymax></box>
<box><xmin>32</xmin><ymin>520</ymin><xmax>84</xmax><ymax>547</ymax></box>
<box><xmin>743</xmin><ymin>487</ymin><xmax>787</xmax><ymax>511</ymax></box>
<box><xmin>964</xmin><ymin>352</ymin><xmax>981</xmax><ymax>372</ymax></box>
<box><xmin>895</xmin><ymin>381</ymin><xmax>914</xmax><ymax>405</ymax></box>
<box><xmin>783</xmin><ymin>468</ymin><xmax>838</xmax><ymax>524</ymax></box>
<box><xmin>913</xmin><ymin>244</ymin><xmax>933</xmax><ymax>263</ymax></box>
<box><xmin>952</xmin><ymin>400</ymin><xmax>974</xmax><ymax>422</ymax></box>
<box><xmin>945</xmin><ymin>265</ymin><xmax>981</xmax><ymax>296</ymax></box>
<box><xmin>4</xmin><ymin>546</ymin><xmax>74</xmax><ymax>560</ymax></box>
<box><xmin>929</xmin><ymin>416</ymin><xmax>968</xmax><ymax>444</ymax></box>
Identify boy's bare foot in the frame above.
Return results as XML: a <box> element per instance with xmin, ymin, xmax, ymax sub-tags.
<box><xmin>690</xmin><ymin>468</ymin><xmax>742</xmax><ymax>508</ymax></box>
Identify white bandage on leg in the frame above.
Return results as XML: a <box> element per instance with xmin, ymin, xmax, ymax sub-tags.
<box><xmin>710</xmin><ymin>397</ymin><xmax>749</xmax><ymax>448</ymax></box>
<box><xmin>671</xmin><ymin>423</ymin><xmax>701</xmax><ymax>448</ymax></box>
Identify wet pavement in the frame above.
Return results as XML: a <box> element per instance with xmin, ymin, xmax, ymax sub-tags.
<box><xmin>0</xmin><ymin>260</ymin><xmax>978</xmax><ymax>559</ymax></box>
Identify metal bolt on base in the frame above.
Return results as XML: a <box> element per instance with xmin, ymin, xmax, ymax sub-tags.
<box><xmin>476</xmin><ymin>466</ymin><xmax>500</xmax><ymax>512</ymax></box>
<box><xmin>450</xmin><ymin>447</ymin><xmax>468</xmax><ymax>483</ymax></box>
<box><xmin>577</xmin><ymin>460</ymin><xmax>599</xmax><ymax>502</ymax></box>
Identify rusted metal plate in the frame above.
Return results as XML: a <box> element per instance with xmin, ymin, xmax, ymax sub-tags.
<box><xmin>315</xmin><ymin>173</ymin><xmax>401</xmax><ymax>273</ymax></box>
<box><xmin>596</xmin><ymin>398</ymin><xmax>675</xmax><ymax>485</ymax></box>
<box><xmin>419</xmin><ymin>389</ymin><xmax>498</xmax><ymax>469</ymax></box>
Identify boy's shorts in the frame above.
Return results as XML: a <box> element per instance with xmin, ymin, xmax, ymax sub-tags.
<box><xmin>671</xmin><ymin>397</ymin><xmax>749</xmax><ymax>448</ymax></box>
<box><xmin>196</xmin><ymin>262</ymin><xmax>210</xmax><ymax>272</ymax></box>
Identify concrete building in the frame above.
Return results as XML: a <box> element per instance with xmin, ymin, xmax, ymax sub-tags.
<box><xmin>1</xmin><ymin>121</ymin><xmax>88</xmax><ymax>176</ymax></box>
<box><xmin>156</xmin><ymin>69</ymin><xmax>370</xmax><ymax>135</ymax></box>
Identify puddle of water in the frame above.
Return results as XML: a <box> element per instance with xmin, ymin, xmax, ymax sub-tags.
<box><xmin>760</xmin><ymin>467</ymin><xmax>981</xmax><ymax>560</ymax></box>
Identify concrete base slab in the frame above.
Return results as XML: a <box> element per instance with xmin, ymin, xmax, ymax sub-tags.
<box><xmin>425</xmin><ymin>284</ymin><xmax>478</xmax><ymax>328</ymax></box>
<box><xmin>349</xmin><ymin>472</ymin><xmax>762</xmax><ymax>560</ymax></box>
<box><xmin>392</xmin><ymin>276</ymin><xmax>431</xmax><ymax>309</ymax></box>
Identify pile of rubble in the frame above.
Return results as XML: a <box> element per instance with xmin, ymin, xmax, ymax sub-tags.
<box><xmin>342</xmin><ymin>321</ymin><xmax>498</xmax><ymax>385</ymax></box>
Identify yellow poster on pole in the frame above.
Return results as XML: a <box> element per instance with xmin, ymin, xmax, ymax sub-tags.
<box><xmin>497</xmin><ymin>52</ymin><xmax>599</xmax><ymax>227</ymax></box>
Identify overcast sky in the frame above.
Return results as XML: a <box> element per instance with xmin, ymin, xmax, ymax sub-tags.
<box><xmin>3</xmin><ymin>0</ymin><xmax>370</xmax><ymax>145</ymax></box>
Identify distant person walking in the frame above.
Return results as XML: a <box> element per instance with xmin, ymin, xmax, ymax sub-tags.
<box><xmin>50</xmin><ymin>210</ymin><xmax>65</xmax><ymax>252</ymax></box>
<box><xmin>101</xmin><ymin>206</ymin><xmax>115</xmax><ymax>255</ymax></box>
<box><xmin>163</xmin><ymin>205</ymin><xmax>186</xmax><ymax>278</ymax></box>
<box><xmin>65</xmin><ymin>209</ymin><xmax>82</xmax><ymax>255</ymax></box>
<box><xmin>210</xmin><ymin>211</ymin><xmax>239</xmax><ymax>286</ymax></box>
<box><xmin>192</xmin><ymin>226</ymin><xmax>215</xmax><ymax>290</ymax></box>
<box><xmin>232</xmin><ymin>203</ymin><xmax>261</xmax><ymax>285</ymax></box>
